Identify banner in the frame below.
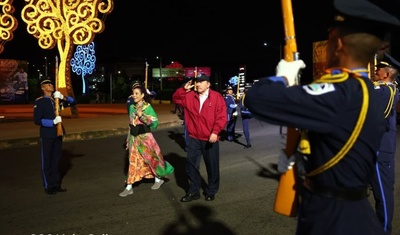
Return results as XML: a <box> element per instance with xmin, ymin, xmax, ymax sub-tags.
<box><xmin>152</xmin><ymin>68</ymin><xmax>185</xmax><ymax>77</ymax></box>
<box><xmin>185</xmin><ymin>67</ymin><xmax>211</xmax><ymax>77</ymax></box>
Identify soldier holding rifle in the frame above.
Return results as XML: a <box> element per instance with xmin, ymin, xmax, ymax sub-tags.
<box><xmin>371</xmin><ymin>53</ymin><xmax>400</xmax><ymax>235</ymax></box>
<box><xmin>244</xmin><ymin>0</ymin><xmax>400</xmax><ymax>234</ymax></box>
<box><xmin>34</xmin><ymin>79</ymin><xmax>75</xmax><ymax>195</ymax></box>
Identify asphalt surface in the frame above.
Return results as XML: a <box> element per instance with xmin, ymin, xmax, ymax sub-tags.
<box><xmin>1</xmin><ymin>114</ymin><xmax>302</xmax><ymax>235</ymax></box>
<box><xmin>1</xmin><ymin>103</ymin><xmax>399</xmax><ymax>235</ymax></box>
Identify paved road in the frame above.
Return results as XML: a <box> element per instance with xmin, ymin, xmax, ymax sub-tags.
<box><xmin>1</xmin><ymin>117</ymin><xmax>399</xmax><ymax>235</ymax></box>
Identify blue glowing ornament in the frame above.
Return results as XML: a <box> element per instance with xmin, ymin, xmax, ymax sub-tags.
<box><xmin>70</xmin><ymin>42</ymin><xmax>96</xmax><ymax>95</ymax></box>
<box><xmin>229</xmin><ymin>76</ymin><xmax>238</xmax><ymax>86</ymax></box>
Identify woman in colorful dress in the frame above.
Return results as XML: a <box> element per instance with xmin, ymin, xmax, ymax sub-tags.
<box><xmin>119</xmin><ymin>85</ymin><xmax>174</xmax><ymax>197</ymax></box>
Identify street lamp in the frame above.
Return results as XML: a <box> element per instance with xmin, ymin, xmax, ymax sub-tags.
<box><xmin>263</xmin><ymin>42</ymin><xmax>282</xmax><ymax>60</ymax></box>
<box><xmin>37</xmin><ymin>69</ymin><xmax>42</xmax><ymax>81</ymax></box>
<box><xmin>44</xmin><ymin>57</ymin><xmax>48</xmax><ymax>77</ymax></box>
<box><xmin>157</xmin><ymin>56</ymin><xmax>163</xmax><ymax>90</ymax></box>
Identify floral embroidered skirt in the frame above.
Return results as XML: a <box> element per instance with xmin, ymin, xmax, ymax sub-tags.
<box><xmin>126</xmin><ymin>132</ymin><xmax>174</xmax><ymax>184</ymax></box>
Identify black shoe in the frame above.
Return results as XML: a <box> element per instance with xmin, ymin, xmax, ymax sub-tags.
<box><xmin>45</xmin><ymin>188</ymin><xmax>57</xmax><ymax>195</ymax></box>
<box><xmin>205</xmin><ymin>194</ymin><xmax>215</xmax><ymax>201</ymax></box>
<box><xmin>244</xmin><ymin>144</ymin><xmax>252</xmax><ymax>149</ymax></box>
<box><xmin>180</xmin><ymin>193</ymin><xmax>200</xmax><ymax>202</ymax></box>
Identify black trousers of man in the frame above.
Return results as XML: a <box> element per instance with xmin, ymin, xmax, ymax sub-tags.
<box><xmin>40</xmin><ymin>137</ymin><xmax>63</xmax><ymax>190</ymax></box>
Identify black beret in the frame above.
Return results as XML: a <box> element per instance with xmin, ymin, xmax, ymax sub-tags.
<box><xmin>333</xmin><ymin>0</ymin><xmax>400</xmax><ymax>39</ymax></box>
<box><xmin>377</xmin><ymin>53</ymin><xmax>400</xmax><ymax>71</ymax></box>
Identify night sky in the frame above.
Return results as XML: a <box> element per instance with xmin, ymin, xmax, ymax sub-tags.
<box><xmin>4</xmin><ymin>1</ymin><xmax>398</xmax><ymax>83</ymax></box>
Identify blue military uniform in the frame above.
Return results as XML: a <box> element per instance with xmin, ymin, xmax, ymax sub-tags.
<box><xmin>238</xmin><ymin>86</ymin><xmax>252</xmax><ymax>148</ymax></box>
<box><xmin>225</xmin><ymin>86</ymin><xmax>237</xmax><ymax>141</ymax></box>
<box><xmin>370</xmin><ymin>53</ymin><xmax>400</xmax><ymax>235</ymax></box>
<box><xmin>33</xmin><ymin>80</ymin><xmax>75</xmax><ymax>195</ymax></box>
<box><xmin>246</xmin><ymin>66</ymin><xmax>387</xmax><ymax>234</ymax></box>
<box><xmin>246</xmin><ymin>0</ymin><xmax>400</xmax><ymax>234</ymax></box>
<box><xmin>126</xmin><ymin>95</ymin><xmax>134</xmax><ymax>114</ymax></box>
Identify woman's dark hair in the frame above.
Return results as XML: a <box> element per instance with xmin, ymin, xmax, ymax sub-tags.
<box><xmin>133</xmin><ymin>86</ymin><xmax>152</xmax><ymax>103</ymax></box>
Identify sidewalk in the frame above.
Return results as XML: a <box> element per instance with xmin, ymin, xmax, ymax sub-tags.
<box><xmin>0</xmin><ymin>102</ymin><xmax>182</xmax><ymax>149</ymax></box>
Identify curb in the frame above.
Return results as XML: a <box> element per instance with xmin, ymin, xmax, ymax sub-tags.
<box><xmin>0</xmin><ymin>120</ymin><xmax>183</xmax><ymax>150</ymax></box>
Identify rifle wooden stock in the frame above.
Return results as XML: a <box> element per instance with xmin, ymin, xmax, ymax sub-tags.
<box><xmin>55</xmin><ymin>97</ymin><xmax>63</xmax><ymax>136</ymax></box>
<box><xmin>273</xmin><ymin>0</ymin><xmax>301</xmax><ymax>217</ymax></box>
<box><xmin>54</xmin><ymin>55</ymin><xmax>63</xmax><ymax>137</ymax></box>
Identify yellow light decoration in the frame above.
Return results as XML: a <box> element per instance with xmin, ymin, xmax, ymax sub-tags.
<box><xmin>0</xmin><ymin>0</ymin><xmax>18</xmax><ymax>54</ymax></box>
<box><xmin>21</xmin><ymin>0</ymin><xmax>113</xmax><ymax>117</ymax></box>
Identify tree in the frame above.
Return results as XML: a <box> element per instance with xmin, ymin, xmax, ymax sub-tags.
<box><xmin>0</xmin><ymin>0</ymin><xmax>18</xmax><ymax>54</ymax></box>
<box><xmin>70</xmin><ymin>42</ymin><xmax>96</xmax><ymax>95</ymax></box>
<box><xmin>21</xmin><ymin>0</ymin><xmax>113</xmax><ymax>117</ymax></box>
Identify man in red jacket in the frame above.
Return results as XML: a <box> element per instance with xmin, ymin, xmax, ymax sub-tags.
<box><xmin>172</xmin><ymin>74</ymin><xmax>227</xmax><ymax>202</ymax></box>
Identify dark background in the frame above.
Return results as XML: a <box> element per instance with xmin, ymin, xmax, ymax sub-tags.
<box><xmin>1</xmin><ymin>1</ymin><xmax>400</xmax><ymax>83</ymax></box>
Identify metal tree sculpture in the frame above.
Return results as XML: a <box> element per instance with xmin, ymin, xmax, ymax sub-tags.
<box><xmin>0</xmin><ymin>0</ymin><xmax>18</xmax><ymax>54</ymax></box>
<box><xmin>70</xmin><ymin>42</ymin><xmax>96</xmax><ymax>95</ymax></box>
<box><xmin>21</xmin><ymin>0</ymin><xmax>113</xmax><ymax>117</ymax></box>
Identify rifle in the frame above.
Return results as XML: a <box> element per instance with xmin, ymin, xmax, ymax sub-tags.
<box><xmin>144</xmin><ymin>61</ymin><xmax>149</xmax><ymax>89</ymax></box>
<box><xmin>55</xmin><ymin>56</ymin><xmax>63</xmax><ymax>136</ymax></box>
<box><xmin>273</xmin><ymin>0</ymin><xmax>301</xmax><ymax>217</ymax></box>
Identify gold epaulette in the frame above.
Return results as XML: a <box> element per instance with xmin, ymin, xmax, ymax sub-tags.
<box><xmin>373</xmin><ymin>81</ymin><xmax>396</xmax><ymax>118</ymax></box>
<box><xmin>35</xmin><ymin>96</ymin><xmax>44</xmax><ymax>101</ymax></box>
<box><xmin>315</xmin><ymin>68</ymin><xmax>369</xmax><ymax>84</ymax></box>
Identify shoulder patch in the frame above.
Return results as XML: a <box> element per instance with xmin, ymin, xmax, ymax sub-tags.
<box><xmin>302</xmin><ymin>83</ymin><xmax>335</xmax><ymax>95</ymax></box>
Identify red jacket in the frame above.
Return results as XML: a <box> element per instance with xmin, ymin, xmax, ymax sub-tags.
<box><xmin>172</xmin><ymin>87</ymin><xmax>227</xmax><ymax>141</ymax></box>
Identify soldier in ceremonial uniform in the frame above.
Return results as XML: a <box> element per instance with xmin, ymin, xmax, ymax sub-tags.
<box><xmin>371</xmin><ymin>53</ymin><xmax>400</xmax><ymax>235</ymax></box>
<box><xmin>225</xmin><ymin>86</ymin><xmax>237</xmax><ymax>141</ymax></box>
<box><xmin>33</xmin><ymin>79</ymin><xmax>75</xmax><ymax>195</ymax></box>
<box><xmin>238</xmin><ymin>85</ymin><xmax>252</xmax><ymax>148</ymax></box>
<box><xmin>244</xmin><ymin>0</ymin><xmax>400</xmax><ymax>234</ymax></box>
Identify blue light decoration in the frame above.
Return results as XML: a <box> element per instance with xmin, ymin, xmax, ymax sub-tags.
<box><xmin>228</xmin><ymin>75</ymin><xmax>238</xmax><ymax>87</ymax></box>
<box><xmin>70</xmin><ymin>42</ymin><xmax>96</xmax><ymax>95</ymax></box>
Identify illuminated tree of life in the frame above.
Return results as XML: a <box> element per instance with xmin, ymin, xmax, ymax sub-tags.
<box><xmin>0</xmin><ymin>0</ymin><xmax>18</xmax><ymax>54</ymax></box>
<box><xmin>21</xmin><ymin>0</ymin><xmax>113</xmax><ymax>117</ymax></box>
<box><xmin>229</xmin><ymin>75</ymin><xmax>238</xmax><ymax>86</ymax></box>
<box><xmin>70</xmin><ymin>42</ymin><xmax>95</xmax><ymax>95</ymax></box>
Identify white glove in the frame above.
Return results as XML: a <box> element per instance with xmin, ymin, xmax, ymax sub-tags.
<box><xmin>229</xmin><ymin>104</ymin><xmax>237</xmax><ymax>108</ymax></box>
<box><xmin>53</xmin><ymin>116</ymin><xmax>62</xmax><ymax>124</ymax></box>
<box><xmin>276</xmin><ymin>59</ymin><xmax>306</xmax><ymax>86</ymax></box>
<box><xmin>277</xmin><ymin>150</ymin><xmax>296</xmax><ymax>173</ymax></box>
<box><xmin>233</xmin><ymin>111</ymin><xmax>238</xmax><ymax>116</ymax></box>
<box><xmin>53</xmin><ymin>91</ymin><xmax>64</xmax><ymax>100</ymax></box>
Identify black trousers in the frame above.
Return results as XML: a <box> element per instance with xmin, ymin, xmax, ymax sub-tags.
<box><xmin>186</xmin><ymin>137</ymin><xmax>220</xmax><ymax>196</ymax></box>
<box><xmin>40</xmin><ymin>137</ymin><xmax>63</xmax><ymax>190</ymax></box>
